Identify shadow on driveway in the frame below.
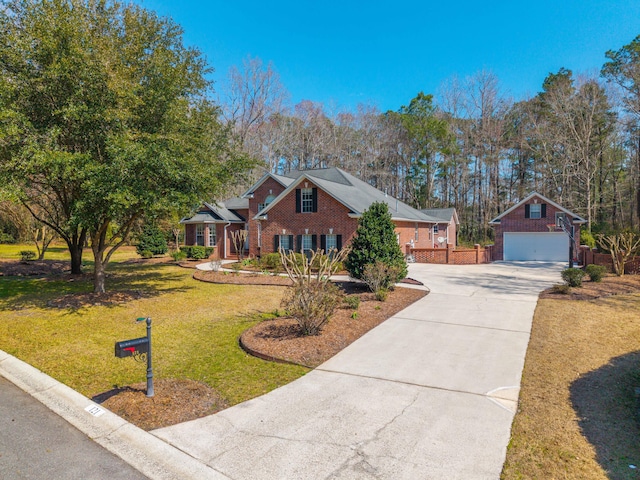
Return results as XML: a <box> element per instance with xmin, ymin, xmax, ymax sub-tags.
<box><xmin>570</xmin><ymin>350</ymin><xmax>640</xmax><ymax>479</ymax></box>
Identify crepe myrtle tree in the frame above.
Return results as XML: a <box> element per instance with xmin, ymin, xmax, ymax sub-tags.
<box><xmin>0</xmin><ymin>0</ymin><xmax>254</xmax><ymax>292</ymax></box>
<box><xmin>345</xmin><ymin>202</ymin><xmax>408</xmax><ymax>283</ymax></box>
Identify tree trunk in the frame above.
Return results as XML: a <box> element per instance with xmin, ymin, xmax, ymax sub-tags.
<box><xmin>93</xmin><ymin>256</ymin><xmax>106</xmax><ymax>293</ymax></box>
<box><xmin>69</xmin><ymin>242</ymin><xmax>84</xmax><ymax>274</ymax></box>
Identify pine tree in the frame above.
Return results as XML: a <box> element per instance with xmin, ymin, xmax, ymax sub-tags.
<box><xmin>345</xmin><ymin>202</ymin><xmax>408</xmax><ymax>281</ymax></box>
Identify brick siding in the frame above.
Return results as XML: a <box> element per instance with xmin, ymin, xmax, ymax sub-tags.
<box><xmin>493</xmin><ymin>197</ymin><xmax>581</xmax><ymax>260</ymax></box>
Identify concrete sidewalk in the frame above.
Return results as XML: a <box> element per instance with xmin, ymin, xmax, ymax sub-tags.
<box><xmin>153</xmin><ymin>262</ymin><xmax>563</xmax><ymax>479</ymax></box>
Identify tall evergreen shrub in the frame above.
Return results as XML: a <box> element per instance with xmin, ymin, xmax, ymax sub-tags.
<box><xmin>345</xmin><ymin>202</ymin><xmax>408</xmax><ymax>282</ymax></box>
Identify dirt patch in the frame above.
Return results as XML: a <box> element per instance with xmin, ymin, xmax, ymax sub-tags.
<box><xmin>240</xmin><ymin>283</ymin><xmax>428</xmax><ymax>367</ymax></box>
<box><xmin>47</xmin><ymin>290</ymin><xmax>148</xmax><ymax>309</ymax></box>
<box><xmin>539</xmin><ymin>274</ymin><xmax>640</xmax><ymax>301</ymax></box>
<box><xmin>93</xmin><ymin>379</ymin><xmax>228</xmax><ymax>431</ymax></box>
<box><xmin>0</xmin><ymin>259</ymin><xmax>70</xmax><ymax>276</ymax></box>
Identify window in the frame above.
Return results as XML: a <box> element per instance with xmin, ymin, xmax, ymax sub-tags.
<box><xmin>415</xmin><ymin>223</ymin><xmax>419</xmax><ymax>241</ymax></box>
<box><xmin>257</xmin><ymin>222</ymin><xmax>262</xmax><ymax>248</ymax></box>
<box><xmin>195</xmin><ymin>224</ymin><xmax>204</xmax><ymax>246</ymax></box>
<box><xmin>325</xmin><ymin>234</ymin><xmax>337</xmax><ymax>252</ymax></box>
<box><xmin>301</xmin><ymin>234</ymin><xmax>313</xmax><ymax>252</ymax></box>
<box><xmin>279</xmin><ymin>235</ymin><xmax>291</xmax><ymax>251</ymax></box>
<box><xmin>208</xmin><ymin>226</ymin><xmax>216</xmax><ymax>246</ymax></box>
<box><xmin>301</xmin><ymin>188</ymin><xmax>314</xmax><ymax>213</ymax></box>
<box><xmin>529</xmin><ymin>203</ymin><xmax>541</xmax><ymax>219</ymax></box>
<box><xmin>258</xmin><ymin>194</ymin><xmax>276</xmax><ymax>211</ymax></box>
<box><xmin>433</xmin><ymin>224</ymin><xmax>439</xmax><ymax>234</ymax></box>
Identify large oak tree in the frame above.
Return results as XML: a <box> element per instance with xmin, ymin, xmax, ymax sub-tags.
<box><xmin>0</xmin><ymin>0</ymin><xmax>253</xmax><ymax>292</ymax></box>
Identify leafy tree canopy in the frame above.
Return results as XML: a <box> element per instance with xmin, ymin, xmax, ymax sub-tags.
<box><xmin>0</xmin><ymin>0</ymin><xmax>254</xmax><ymax>291</ymax></box>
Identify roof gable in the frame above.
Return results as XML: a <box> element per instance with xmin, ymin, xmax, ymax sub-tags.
<box><xmin>256</xmin><ymin>167</ymin><xmax>442</xmax><ymax>223</ymax></box>
<box><xmin>489</xmin><ymin>192</ymin><xmax>587</xmax><ymax>224</ymax></box>
<box><xmin>241</xmin><ymin>172</ymin><xmax>294</xmax><ymax>198</ymax></box>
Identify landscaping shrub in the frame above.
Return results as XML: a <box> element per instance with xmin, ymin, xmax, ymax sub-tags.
<box><xmin>260</xmin><ymin>253</ymin><xmax>281</xmax><ymax>270</ymax></box>
<box><xmin>551</xmin><ymin>283</ymin><xmax>571</xmax><ymax>294</ymax></box>
<box><xmin>19</xmin><ymin>250</ymin><xmax>36</xmax><ymax>261</ymax></box>
<box><xmin>170</xmin><ymin>250</ymin><xmax>187</xmax><ymax>262</ymax></box>
<box><xmin>580</xmin><ymin>228</ymin><xmax>596</xmax><ymax>248</ymax></box>
<box><xmin>585</xmin><ymin>264</ymin><xmax>606</xmax><ymax>282</ymax></box>
<box><xmin>343</xmin><ymin>295</ymin><xmax>360</xmax><ymax>310</ymax></box>
<box><xmin>345</xmin><ymin>202</ymin><xmax>407</xmax><ymax>283</ymax></box>
<box><xmin>279</xmin><ymin>248</ymin><xmax>349</xmax><ymax>335</ymax></box>
<box><xmin>361</xmin><ymin>261</ymin><xmax>402</xmax><ymax>301</ymax></box>
<box><xmin>561</xmin><ymin>268</ymin><xmax>585</xmax><ymax>287</ymax></box>
<box><xmin>136</xmin><ymin>224</ymin><xmax>168</xmax><ymax>256</ymax></box>
<box><xmin>140</xmin><ymin>250</ymin><xmax>153</xmax><ymax>259</ymax></box>
<box><xmin>281</xmin><ymin>280</ymin><xmax>341</xmax><ymax>336</ymax></box>
<box><xmin>180</xmin><ymin>246</ymin><xmax>214</xmax><ymax>259</ymax></box>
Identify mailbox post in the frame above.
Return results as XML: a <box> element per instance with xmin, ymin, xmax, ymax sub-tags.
<box><xmin>115</xmin><ymin>317</ymin><xmax>154</xmax><ymax>397</ymax></box>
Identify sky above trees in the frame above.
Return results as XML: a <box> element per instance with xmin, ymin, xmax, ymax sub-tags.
<box><xmin>135</xmin><ymin>0</ymin><xmax>640</xmax><ymax>110</ymax></box>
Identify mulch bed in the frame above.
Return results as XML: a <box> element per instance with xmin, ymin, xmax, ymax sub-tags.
<box><xmin>240</xmin><ymin>282</ymin><xmax>428</xmax><ymax>368</ymax></box>
<box><xmin>0</xmin><ymin>259</ymin><xmax>70</xmax><ymax>276</ymax></box>
<box><xmin>193</xmin><ymin>269</ymin><xmax>293</xmax><ymax>286</ymax></box>
<box><xmin>92</xmin><ymin>379</ymin><xmax>228</xmax><ymax>431</ymax></box>
<box><xmin>539</xmin><ymin>274</ymin><xmax>640</xmax><ymax>301</ymax></box>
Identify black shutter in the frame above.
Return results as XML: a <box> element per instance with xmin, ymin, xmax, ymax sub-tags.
<box><xmin>295</xmin><ymin>189</ymin><xmax>301</xmax><ymax>213</ymax></box>
<box><xmin>312</xmin><ymin>235</ymin><xmax>317</xmax><ymax>250</ymax></box>
<box><xmin>297</xmin><ymin>235</ymin><xmax>302</xmax><ymax>252</ymax></box>
<box><xmin>337</xmin><ymin>235</ymin><xmax>342</xmax><ymax>251</ymax></box>
<box><xmin>541</xmin><ymin>204</ymin><xmax>547</xmax><ymax>218</ymax></box>
<box><xmin>288</xmin><ymin>235</ymin><xmax>294</xmax><ymax>251</ymax></box>
<box><xmin>320</xmin><ymin>235</ymin><xmax>326</xmax><ymax>251</ymax></box>
<box><xmin>524</xmin><ymin>204</ymin><xmax>530</xmax><ymax>219</ymax></box>
<box><xmin>274</xmin><ymin>235</ymin><xmax>279</xmax><ymax>252</ymax></box>
<box><xmin>312</xmin><ymin>188</ymin><xmax>318</xmax><ymax>212</ymax></box>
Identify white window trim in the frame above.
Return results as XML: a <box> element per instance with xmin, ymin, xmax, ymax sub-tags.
<box><xmin>301</xmin><ymin>188</ymin><xmax>313</xmax><ymax>213</ymax></box>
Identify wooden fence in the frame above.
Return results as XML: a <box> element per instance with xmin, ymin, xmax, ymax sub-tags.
<box><xmin>579</xmin><ymin>246</ymin><xmax>640</xmax><ymax>275</ymax></box>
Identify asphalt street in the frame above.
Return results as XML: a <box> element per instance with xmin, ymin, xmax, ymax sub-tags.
<box><xmin>0</xmin><ymin>375</ymin><xmax>148</xmax><ymax>480</ymax></box>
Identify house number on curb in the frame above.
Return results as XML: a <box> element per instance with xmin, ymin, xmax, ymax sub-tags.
<box><xmin>114</xmin><ymin>317</ymin><xmax>154</xmax><ymax>397</ymax></box>
<box><xmin>85</xmin><ymin>404</ymin><xmax>106</xmax><ymax>417</ymax></box>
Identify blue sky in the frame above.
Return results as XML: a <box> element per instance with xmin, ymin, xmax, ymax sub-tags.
<box><xmin>136</xmin><ymin>0</ymin><xmax>640</xmax><ymax>112</ymax></box>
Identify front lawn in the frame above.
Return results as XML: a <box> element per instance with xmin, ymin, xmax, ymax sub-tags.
<box><xmin>502</xmin><ymin>281</ymin><xmax>640</xmax><ymax>479</ymax></box>
<box><xmin>0</xmin><ymin>246</ymin><xmax>307</xmax><ymax>415</ymax></box>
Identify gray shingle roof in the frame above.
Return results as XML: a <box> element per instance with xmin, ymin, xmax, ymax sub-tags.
<box><xmin>259</xmin><ymin>167</ymin><xmax>442</xmax><ymax>223</ymax></box>
<box><xmin>180</xmin><ymin>199</ymin><xmax>246</xmax><ymax>224</ymax></box>
<box><xmin>421</xmin><ymin>208</ymin><xmax>457</xmax><ymax>223</ymax></box>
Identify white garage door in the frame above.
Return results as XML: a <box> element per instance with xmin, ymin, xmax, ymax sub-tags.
<box><xmin>503</xmin><ymin>232</ymin><xmax>569</xmax><ymax>261</ymax></box>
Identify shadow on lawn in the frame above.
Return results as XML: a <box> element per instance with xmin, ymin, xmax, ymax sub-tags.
<box><xmin>570</xmin><ymin>350</ymin><xmax>640</xmax><ymax>479</ymax></box>
<box><xmin>0</xmin><ymin>263</ymin><xmax>192</xmax><ymax>311</ymax></box>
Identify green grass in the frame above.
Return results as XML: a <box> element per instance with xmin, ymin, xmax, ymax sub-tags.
<box><xmin>0</xmin><ymin>243</ymin><xmax>72</xmax><ymax>261</ymax></box>
<box><xmin>0</xmin><ymin>244</ymin><xmax>308</xmax><ymax>404</ymax></box>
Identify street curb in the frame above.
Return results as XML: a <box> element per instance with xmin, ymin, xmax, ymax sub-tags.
<box><xmin>0</xmin><ymin>349</ymin><xmax>230</xmax><ymax>480</ymax></box>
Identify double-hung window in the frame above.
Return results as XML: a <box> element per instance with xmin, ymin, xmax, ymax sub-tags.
<box><xmin>529</xmin><ymin>204</ymin><xmax>542</xmax><ymax>219</ymax></box>
<box><xmin>279</xmin><ymin>235</ymin><xmax>291</xmax><ymax>251</ymax></box>
<box><xmin>208</xmin><ymin>227</ymin><xmax>216</xmax><ymax>246</ymax></box>
<box><xmin>196</xmin><ymin>224</ymin><xmax>204</xmax><ymax>246</ymax></box>
<box><xmin>325</xmin><ymin>234</ymin><xmax>337</xmax><ymax>252</ymax></box>
<box><xmin>301</xmin><ymin>188</ymin><xmax>314</xmax><ymax>213</ymax></box>
<box><xmin>301</xmin><ymin>234</ymin><xmax>313</xmax><ymax>253</ymax></box>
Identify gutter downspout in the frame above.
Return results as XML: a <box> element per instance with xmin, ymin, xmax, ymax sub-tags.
<box><xmin>223</xmin><ymin>222</ymin><xmax>231</xmax><ymax>259</ymax></box>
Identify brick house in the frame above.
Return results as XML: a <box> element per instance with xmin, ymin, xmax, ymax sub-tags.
<box><xmin>489</xmin><ymin>192</ymin><xmax>586</xmax><ymax>261</ymax></box>
<box><xmin>181</xmin><ymin>167</ymin><xmax>457</xmax><ymax>259</ymax></box>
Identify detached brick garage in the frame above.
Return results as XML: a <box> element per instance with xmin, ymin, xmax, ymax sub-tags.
<box><xmin>489</xmin><ymin>192</ymin><xmax>586</xmax><ymax>262</ymax></box>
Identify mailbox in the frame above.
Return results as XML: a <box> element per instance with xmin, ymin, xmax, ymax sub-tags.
<box><xmin>115</xmin><ymin>337</ymin><xmax>149</xmax><ymax>358</ymax></box>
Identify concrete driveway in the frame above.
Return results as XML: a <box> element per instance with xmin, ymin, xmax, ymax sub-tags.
<box><xmin>153</xmin><ymin>262</ymin><xmax>563</xmax><ymax>480</ymax></box>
